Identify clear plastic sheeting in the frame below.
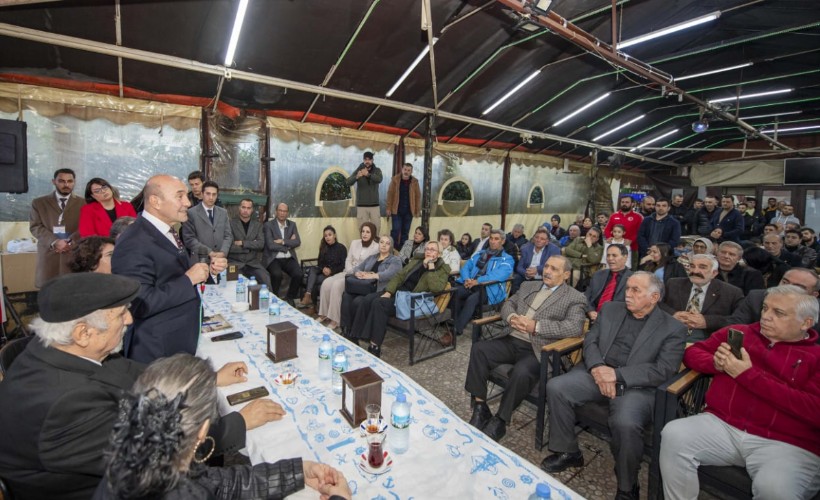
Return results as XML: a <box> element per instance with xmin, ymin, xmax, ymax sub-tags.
<box><xmin>207</xmin><ymin>113</ymin><xmax>265</xmax><ymax>195</ymax></box>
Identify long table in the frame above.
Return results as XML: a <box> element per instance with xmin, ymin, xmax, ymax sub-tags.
<box><xmin>197</xmin><ymin>284</ymin><xmax>582</xmax><ymax>499</ymax></box>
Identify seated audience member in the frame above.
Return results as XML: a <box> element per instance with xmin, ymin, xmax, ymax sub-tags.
<box><xmin>660</xmin><ymin>254</ymin><xmax>744</xmax><ymax>341</ymax></box>
<box><xmin>70</xmin><ymin>236</ymin><xmax>115</xmax><ymax>274</ymax></box>
<box><xmin>542</xmin><ymin>272</ymin><xmax>686</xmax><ymax>499</ymax></box>
<box><xmin>466</xmin><ymin>255</ymin><xmax>586</xmax><ymax>441</ymax></box>
<box><xmin>744</xmin><ymin>246</ymin><xmax>791</xmax><ymax>288</ymax></box>
<box><xmin>513</xmin><ymin>227</ymin><xmax>560</xmax><ymax>293</ymax></box>
<box><xmin>94</xmin><ymin>354</ymin><xmax>351</xmax><ymax>500</ymax></box>
<box><xmin>801</xmin><ymin>227</ymin><xmax>820</xmax><ymax>266</ymax></box>
<box><xmin>563</xmin><ymin>226</ymin><xmax>603</xmax><ymax>285</ymax></box>
<box><xmin>585</xmin><ymin>243</ymin><xmax>633</xmax><ymax>322</ymax></box>
<box><xmin>784</xmin><ymin>228</ymin><xmax>818</xmax><ymax>268</ymax></box>
<box><xmin>763</xmin><ymin>233</ymin><xmax>802</xmax><ymax>268</ymax></box>
<box><xmin>546</xmin><ymin>214</ymin><xmax>567</xmax><ymax>241</ymax></box>
<box><xmin>506</xmin><ymin>223</ymin><xmax>528</xmax><ymax>249</ymax></box>
<box><xmin>263</xmin><ymin>203</ymin><xmax>302</xmax><ymax>305</ymax></box>
<box><xmin>601</xmin><ymin>224</ymin><xmax>632</xmax><ymax>269</ymax></box>
<box><xmin>637</xmin><ymin>197</ymin><xmax>681</xmax><ymax>258</ymax></box>
<box><xmin>660</xmin><ymin>286</ymin><xmax>819</xmax><ymax>500</ymax></box>
<box><xmin>438</xmin><ymin>229</ymin><xmax>462</xmax><ymax>274</ymax></box>
<box><xmin>349</xmin><ymin>241</ymin><xmax>450</xmax><ymax>357</ymax></box>
<box><xmin>762</xmin><ymin>223</ymin><xmax>779</xmax><ymax>238</ymax></box>
<box><xmin>317</xmin><ymin>222</ymin><xmax>378</xmax><ymax>329</ymax></box>
<box><xmin>0</xmin><ymin>273</ymin><xmax>282</xmax><ymax>500</ymax></box>
<box><xmin>472</xmin><ymin>223</ymin><xmax>492</xmax><ymax>256</ymax></box>
<box><xmin>452</xmin><ymin>230</ymin><xmax>515</xmax><ymax>336</ymax></box>
<box><xmin>399</xmin><ymin>225</ymin><xmax>429</xmax><ymax>264</ymax></box>
<box><xmin>79</xmin><ymin>177</ymin><xmax>137</xmax><ymax>238</ymax></box>
<box><xmin>456</xmin><ymin>232</ymin><xmax>474</xmax><ymax>260</ymax></box>
<box><xmin>339</xmin><ymin>235</ymin><xmax>402</xmax><ymax>336</ymax></box>
<box><xmin>300</xmin><ymin>225</ymin><xmax>347</xmax><ymax>309</ymax></box>
<box><xmin>182</xmin><ymin>180</ymin><xmax>232</xmax><ymax>259</ymax></box>
<box><xmin>714</xmin><ymin>241</ymin><xmax>765</xmax><ymax>295</ymax></box>
<box><xmin>227</xmin><ymin>198</ymin><xmax>272</xmax><ymax>290</ymax></box>
<box><xmin>109</xmin><ymin>215</ymin><xmax>135</xmax><ymax>240</ymax></box>
<box><xmin>639</xmin><ymin>242</ymin><xmax>687</xmax><ymax>284</ymax></box>
<box><xmin>580</xmin><ymin>217</ymin><xmax>594</xmax><ymax>236</ymax></box>
<box><xmin>559</xmin><ymin>224</ymin><xmax>581</xmax><ymax>247</ymax></box>
<box><xmin>502</xmin><ymin>230</ymin><xmax>522</xmax><ymax>267</ymax></box>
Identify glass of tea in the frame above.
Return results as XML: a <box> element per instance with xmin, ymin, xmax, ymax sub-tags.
<box><xmin>365</xmin><ymin>403</ymin><xmax>381</xmax><ymax>432</ymax></box>
<box><xmin>366</xmin><ymin>431</ymin><xmax>386</xmax><ymax>468</ymax></box>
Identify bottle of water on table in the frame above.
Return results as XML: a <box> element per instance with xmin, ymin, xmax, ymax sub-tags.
<box><xmin>528</xmin><ymin>483</ymin><xmax>551</xmax><ymax>500</ymax></box>
<box><xmin>331</xmin><ymin>346</ymin><xmax>347</xmax><ymax>394</ymax></box>
<box><xmin>235</xmin><ymin>275</ymin><xmax>245</xmax><ymax>302</ymax></box>
<box><xmin>259</xmin><ymin>285</ymin><xmax>270</xmax><ymax>311</ymax></box>
<box><xmin>390</xmin><ymin>391</ymin><xmax>411</xmax><ymax>454</ymax></box>
<box><xmin>268</xmin><ymin>296</ymin><xmax>280</xmax><ymax>319</ymax></box>
<box><xmin>248</xmin><ymin>276</ymin><xmax>258</xmax><ymax>288</ymax></box>
<box><xmin>318</xmin><ymin>334</ymin><xmax>333</xmax><ymax>381</ymax></box>
<box><xmin>219</xmin><ymin>269</ymin><xmax>227</xmax><ymax>288</ymax></box>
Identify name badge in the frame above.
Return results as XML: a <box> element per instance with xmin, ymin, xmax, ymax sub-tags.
<box><xmin>52</xmin><ymin>225</ymin><xmax>69</xmax><ymax>239</ymax></box>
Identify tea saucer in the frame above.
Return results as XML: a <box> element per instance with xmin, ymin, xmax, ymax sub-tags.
<box><xmin>359</xmin><ymin>418</ymin><xmax>388</xmax><ymax>436</ymax></box>
<box><xmin>273</xmin><ymin>372</ymin><xmax>299</xmax><ymax>386</ymax></box>
<box><xmin>358</xmin><ymin>451</ymin><xmax>393</xmax><ymax>475</ymax></box>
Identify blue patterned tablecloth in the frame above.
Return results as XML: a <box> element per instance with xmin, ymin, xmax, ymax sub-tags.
<box><xmin>197</xmin><ymin>284</ymin><xmax>582</xmax><ymax>500</ymax></box>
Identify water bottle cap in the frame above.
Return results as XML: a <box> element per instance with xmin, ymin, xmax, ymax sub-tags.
<box><xmin>260</xmin><ymin>284</ymin><xmax>267</xmax><ymax>290</ymax></box>
<box><xmin>396</xmin><ymin>392</ymin><xmax>406</xmax><ymax>403</ymax></box>
<box><xmin>335</xmin><ymin>346</ymin><xmax>344</xmax><ymax>353</ymax></box>
<box><xmin>322</xmin><ymin>334</ymin><xmax>330</xmax><ymax>341</ymax></box>
<box><xmin>535</xmin><ymin>483</ymin><xmax>551</xmax><ymax>497</ymax></box>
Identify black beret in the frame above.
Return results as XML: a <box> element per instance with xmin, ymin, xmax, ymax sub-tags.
<box><xmin>38</xmin><ymin>273</ymin><xmax>140</xmax><ymax>322</ymax></box>
<box><xmin>363</xmin><ymin>151</ymin><xmax>374</xmax><ymax>160</ymax></box>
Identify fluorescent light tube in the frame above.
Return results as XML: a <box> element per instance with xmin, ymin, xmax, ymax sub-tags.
<box><xmin>629</xmin><ymin>129</ymin><xmax>678</xmax><ymax>152</ymax></box>
<box><xmin>224</xmin><ymin>0</ymin><xmax>250</xmax><ymax>66</ymax></box>
<box><xmin>617</xmin><ymin>11</ymin><xmax>720</xmax><ymax>50</ymax></box>
<box><xmin>760</xmin><ymin>124</ymin><xmax>820</xmax><ymax>134</ymax></box>
<box><xmin>482</xmin><ymin>70</ymin><xmax>541</xmax><ymax>115</ymax></box>
<box><xmin>385</xmin><ymin>39</ymin><xmax>439</xmax><ymax>98</ymax></box>
<box><xmin>553</xmin><ymin>92</ymin><xmax>611</xmax><ymax>127</ymax></box>
<box><xmin>708</xmin><ymin>88</ymin><xmax>792</xmax><ymax>103</ymax></box>
<box><xmin>675</xmin><ymin>62</ymin><xmax>752</xmax><ymax>82</ymax></box>
<box><xmin>592</xmin><ymin>114</ymin><xmax>646</xmax><ymax>141</ymax></box>
<box><xmin>739</xmin><ymin>111</ymin><xmax>802</xmax><ymax>120</ymax></box>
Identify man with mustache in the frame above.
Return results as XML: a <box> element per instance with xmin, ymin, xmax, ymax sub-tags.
<box><xmin>660</xmin><ymin>253</ymin><xmax>744</xmax><ymax>341</ymax></box>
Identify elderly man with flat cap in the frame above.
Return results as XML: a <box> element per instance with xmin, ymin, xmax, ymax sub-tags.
<box><xmin>0</xmin><ymin>273</ymin><xmax>285</xmax><ymax>500</ymax></box>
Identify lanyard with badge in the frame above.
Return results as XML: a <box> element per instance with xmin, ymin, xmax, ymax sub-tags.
<box><xmin>53</xmin><ymin>197</ymin><xmax>69</xmax><ymax>239</ymax></box>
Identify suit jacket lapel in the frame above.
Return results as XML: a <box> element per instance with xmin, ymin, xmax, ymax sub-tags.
<box><xmin>701</xmin><ymin>282</ymin><xmax>720</xmax><ymax>312</ymax></box>
<box><xmin>627</xmin><ymin>307</ymin><xmax>665</xmax><ymax>359</ymax></box>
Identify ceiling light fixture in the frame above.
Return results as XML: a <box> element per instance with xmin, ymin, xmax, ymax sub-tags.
<box><xmin>528</xmin><ymin>0</ymin><xmax>554</xmax><ymax>16</ymax></box>
<box><xmin>385</xmin><ymin>38</ymin><xmax>439</xmax><ymax>98</ymax></box>
<box><xmin>224</xmin><ymin>0</ymin><xmax>250</xmax><ymax>66</ymax></box>
<box><xmin>617</xmin><ymin>11</ymin><xmax>720</xmax><ymax>50</ymax></box>
<box><xmin>592</xmin><ymin>114</ymin><xmax>645</xmax><ymax>141</ymax></box>
<box><xmin>708</xmin><ymin>88</ymin><xmax>793</xmax><ymax>104</ymax></box>
<box><xmin>675</xmin><ymin>62</ymin><xmax>752</xmax><ymax>82</ymax></box>
<box><xmin>691</xmin><ymin>118</ymin><xmax>710</xmax><ymax>133</ymax></box>
<box><xmin>739</xmin><ymin>111</ymin><xmax>802</xmax><ymax>120</ymax></box>
<box><xmin>553</xmin><ymin>92</ymin><xmax>611</xmax><ymax>127</ymax></box>
<box><xmin>759</xmin><ymin>124</ymin><xmax>820</xmax><ymax>134</ymax></box>
<box><xmin>482</xmin><ymin>70</ymin><xmax>541</xmax><ymax>115</ymax></box>
<box><xmin>629</xmin><ymin>129</ymin><xmax>678</xmax><ymax>152</ymax></box>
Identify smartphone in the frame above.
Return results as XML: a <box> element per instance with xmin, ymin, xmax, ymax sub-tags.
<box><xmin>226</xmin><ymin>386</ymin><xmax>269</xmax><ymax>406</ymax></box>
<box><xmin>727</xmin><ymin>328</ymin><xmax>744</xmax><ymax>360</ymax></box>
<box><xmin>211</xmin><ymin>331</ymin><xmax>243</xmax><ymax>342</ymax></box>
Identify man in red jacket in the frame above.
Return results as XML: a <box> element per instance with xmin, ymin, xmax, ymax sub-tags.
<box><xmin>604</xmin><ymin>195</ymin><xmax>643</xmax><ymax>266</ymax></box>
<box><xmin>659</xmin><ymin>285</ymin><xmax>820</xmax><ymax>500</ymax></box>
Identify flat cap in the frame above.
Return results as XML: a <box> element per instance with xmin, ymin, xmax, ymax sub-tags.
<box><xmin>363</xmin><ymin>151</ymin><xmax>374</xmax><ymax>159</ymax></box>
<box><xmin>38</xmin><ymin>273</ymin><xmax>140</xmax><ymax>322</ymax></box>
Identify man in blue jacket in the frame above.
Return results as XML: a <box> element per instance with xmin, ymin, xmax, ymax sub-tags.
<box><xmin>709</xmin><ymin>195</ymin><xmax>745</xmax><ymax>243</ymax></box>
<box><xmin>513</xmin><ymin>227</ymin><xmax>560</xmax><ymax>294</ymax></box>
<box><xmin>452</xmin><ymin>229</ymin><xmax>514</xmax><ymax>335</ymax></box>
<box><xmin>637</xmin><ymin>198</ymin><xmax>681</xmax><ymax>258</ymax></box>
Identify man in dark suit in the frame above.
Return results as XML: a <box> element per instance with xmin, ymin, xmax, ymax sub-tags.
<box><xmin>542</xmin><ymin>271</ymin><xmax>686</xmax><ymax>500</ymax></box>
<box><xmin>585</xmin><ymin>243</ymin><xmax>633</xmax><ymax>322</ymax></box>
<box><xmin>181</xmin><ymin>180</ymin><xmax>232</xmax><ymax>259</ymax></box>
<box><xmin>29</xmin><ymin>168</ymin><xmax>86</xmax><ymax>287</ymax></box>
<box><xmin>512</xmin><ymin>227</ymin><xmax>560</xmax><ymax>293</ymax></box>
<box><xmin>264</xmin><ymin>202</ymin><xmax>302</xmax><ymax>304</ymax></box>
<box><xmin>0</xmin><ymin>273</ymin><xmax>280</xmax><ymax>500</ymax></box>
<box><xmin>466</xmin><ymin>255</ymin><xmax>587</xmax><ymax>441</ymax></box>
<box><xmin>228</xmin><ymin>198</ymin><xmax>272</xmax><ymax>290</ymax></box>
<box><xmin>112</xmin><ymin>175</ymin><xmax>226</xmax><ymax>363</ymax></box>
<box><xmin>763</xmin><ymin>233</ymin><xmax>802</xmax><ymax>268</ymax></box>
<box><xmin>659</xmin><ymin>254</ymin><xmax>744</xmax><ymax>341</ymax></box>
<box><xmin>715</xmin><ymin>241</ymin><xmax>765</xmax><ymax>295</ymax></box>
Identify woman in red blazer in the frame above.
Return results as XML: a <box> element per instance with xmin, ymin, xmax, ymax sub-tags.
<box><xmin>78</xmin><ymin>177</ymin><xmax>137</xmax><ymax>237</ymax></box>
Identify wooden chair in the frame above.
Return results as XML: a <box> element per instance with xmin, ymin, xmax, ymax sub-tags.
<box><xmin>386</xmin><ymin>284</ymin><xmax>456</xmax><ymax>365</ymax></box>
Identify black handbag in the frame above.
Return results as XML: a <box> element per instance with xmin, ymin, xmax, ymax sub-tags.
<box><xmin>345</xmin><ymin>275</ymin><xmax>377</xmax><ymax>296</ymax></box>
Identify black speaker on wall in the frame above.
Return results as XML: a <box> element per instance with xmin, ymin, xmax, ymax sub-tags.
<box><xmin>0</xmin><ymin>118</ymin><xmax>28</xmax><ymax>193</ymax></box>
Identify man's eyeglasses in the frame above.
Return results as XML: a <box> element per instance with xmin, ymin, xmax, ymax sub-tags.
<box><xmin>91</xmin><ymin>186</ymin><xmax>111</xmax><ymax>195</ymax></box>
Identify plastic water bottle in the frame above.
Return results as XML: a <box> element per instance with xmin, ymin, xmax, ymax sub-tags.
<box><xmin>219</xmin><ymin>269</ymin><xmax>227</xmax><ymax>288</ymax></box>
<box><xmin>390</xmin><ymin>392</ymin><xmax>411</xmax><ymax>454</ymax></box>
<box><xmin>528</xmin><ymin>483</ymin><xmax>551</xmax><ymax>500</ymax></box>
<box><xmin>235</xmin><ymin>275</ymin><xmax>245</xmax><ymax>302</ymax></box>
<box><xmin>259</xmin><ymin>285</ymin><xmax>270</xmax><ymax>311</ymax></box>
<box><xmin>331</xmin><ymin>346</ymin><xmax>347</xmax><ymax>394</ymax></box>
<box><xmin>268</xmin><ymin>296</ymin><xmax>280</xmax><ymax>320</ymax></box>
<box><xmin>318</xmin><ymin>334</ymin><xmax>333</xmax><ymax>381</ymax></box>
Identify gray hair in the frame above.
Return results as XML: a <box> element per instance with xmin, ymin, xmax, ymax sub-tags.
<box><xmin>765</xmin><ymin>285</ymin><xmax>820</xmax><ymax>324</ymax></box>
<box><xmin>379</xmin><ymin>235</ymin><xmax>394</xmax><ymax>252</ymax></box>
<box><xmin>784</xmin><ymin>267</ymin><xmax>820</xmax><ymax>293</ymax></box>
<box><xmin>425</xmin><ymin>240</ymin><xmax>441</xmax><ymax>253</ymax></box>
<box><xmin>548</xmin><ymin>254</ymin><xmax>572</xmax><ymax>273</ymax></box>
<box><xmin>30</xmin><ymin>309</ymin><xmax>110</xmax><ymax>348</ymax></box>
<box><xmin>490</xmin><ymin>229</ymin><xmax>505</xmax><ymax>239</ymax></box>
<box><xmin>630</xmin><ymin>271</ymin><xmax>665</xmax><ymax>300</ymax></box>
<box><xmin>513</xmin><ymin>223</ymin><xmax>525</xmax><ymax>231</ymax></box>
<box><xmin>718</xmin><ymin>241</ymin><xmax>743</xmax><ymax>254</ymax></box>
<box><xmin>690</xmin><ymin>253</ymin><xmax>719</xmax><ymax>272</ymax></box>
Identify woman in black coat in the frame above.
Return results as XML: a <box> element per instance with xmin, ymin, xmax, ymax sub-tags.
<box><xmin>300</xmin><ymin>225</ymin><xmax>347</xmax><ymax>308</ymax></box>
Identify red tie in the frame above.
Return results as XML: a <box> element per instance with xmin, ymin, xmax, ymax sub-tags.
<box><xmin>597</xmin><ymin>271</ymin><xmax>619</xmax><ymax>312</ymax></box>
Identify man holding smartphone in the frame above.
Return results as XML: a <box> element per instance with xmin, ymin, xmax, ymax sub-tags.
<box><xmin>660</xmin><ymin>285</ymin><xmax>820</xmax><ymax>500</ymax></box>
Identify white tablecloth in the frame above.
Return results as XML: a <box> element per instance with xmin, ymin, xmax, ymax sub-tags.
<box><xmin>197</xmin><ymin>284</ymin><xmax>582</xmax><ymax>500</ymax></box>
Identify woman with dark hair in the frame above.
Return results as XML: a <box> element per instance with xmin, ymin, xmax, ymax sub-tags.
<box><xmin>640</xmin><ymin>242</ymin><xmax>687</xmax><ymax>283</ymax></box>
<box><xmin>300</xmin><ymin>226</ymin><xmax>347</xmax><ymax>309</ymax></box>
<box><xmin>456</xmin><ymin>233</ymin><xmax>474</xmax><ymax>260</ymax></box>
<box><xmin>743</xmin><ymin>246</ymin><xmax>789</xmax><ymax>288</ymax></box>
<box><xmin>579</xmin><ymin>217</ymin><xmax>594</xmax><ymax>236</ymax></box>
<box><xmin>93</xmin><ymin>353</ymin><xmax>350</xmax><ymax>499</ymax></box>
<box><xmin>398</xmin><ymin>226</ymin><xmax>429</xmax><ymax>264</ymax></box>
<box><xmin>70</xmin><ymin>236</ymin><xmax>116</xmax><ymax>274</ymax></box>
<box><xmin>79</xmin><ymin>178</ymin><xmax>137</xmax><ymax>237</ymax></box>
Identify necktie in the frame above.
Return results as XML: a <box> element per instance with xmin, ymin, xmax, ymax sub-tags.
<box><xmin>597</xmin><ymin>271</ymin><xmax>619</xmax><ymax>312</ymax></box>
<box><xmin>687</xmin><ymin>286</ymin><xmax>703</xmax><ymax>314</ymax></box>
<box><xmin>169</xmin><ymin>229</ymin><xmax>184</xmax><ymax>251</ymax></box>
<box><xmin>207</xmin><ymin>209</ymin><xmax>214</xmax><ymax>225</ymax></box>
<box><xmin>59</xmin><ymin>198</ymin><xmax>66</xmax><ymax>210</ymax></box>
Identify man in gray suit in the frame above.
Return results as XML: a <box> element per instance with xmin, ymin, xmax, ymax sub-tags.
<box><xmin>585</xmin><ymin>243</ymin><xmax>633</xmax><ymax>322</ymax></box>
<box><xmin>228</xmin><ymin>198</ymin><xmax>272</xmax><ymax>290</ymax></box>
<box><xmin>465</xmin><ymin>255</ymin><xmax>587</xmax><ymax>442</ymax></box>
<box><xmin>542</xmin><ymin>271</ymin><xmax>686</xmax><ymax>500</ymax></box>
<box><xmin>181</xmin><ymin>180</ymin><xmax>232</xmax><ymax>261</ymax></box>
<box><xmin>264</xmin><ymin>203</ymin><xmax>302</xmax><ymax>304</ymax></box>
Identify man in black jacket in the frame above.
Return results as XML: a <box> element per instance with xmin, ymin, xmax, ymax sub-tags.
<box><xmin>714</xmin><ymin>241</ymin><xmax>765</xmax><ymax>295</ymax></box>
<box><xmin>708</xmin><ymin>195</ymin><xmax>744</xmax><ymax>243</ymax></box>
<box><xmin>696</xmin><ymin>196</ymin><xmax>719</xmax><ymax>236</ymax></box>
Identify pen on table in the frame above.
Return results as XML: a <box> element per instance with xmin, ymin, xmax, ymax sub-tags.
<box><xmin>202</xmin><ymin>320</ymin><xmax>221</xmax><ymax>327</ymax></box>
